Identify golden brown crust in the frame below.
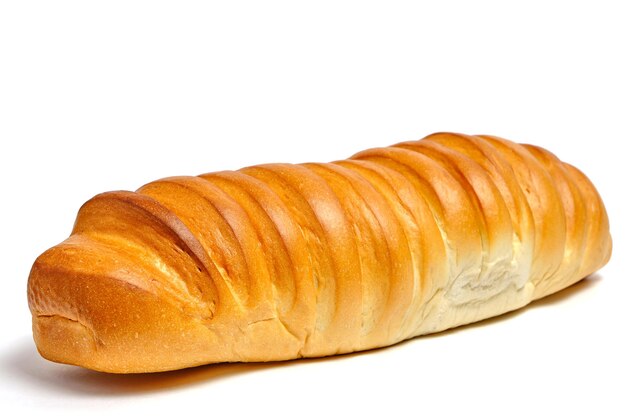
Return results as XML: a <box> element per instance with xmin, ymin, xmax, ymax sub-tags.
<box><xmin>27</xmin><ymin>133</ymin><xmax>612</xmax><ymax>373</ymax></box>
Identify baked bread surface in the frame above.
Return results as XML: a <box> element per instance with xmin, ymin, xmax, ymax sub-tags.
<box><xmin>28</xmin><ymin>133</ymin><xmax>612</xmax><ymax>373</ymax></box>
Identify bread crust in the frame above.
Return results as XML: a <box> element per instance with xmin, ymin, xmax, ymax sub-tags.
<box><xmin>27</xmin><ymin>133</ymin><xmax>612</xmax><ymax>373</ymax></box>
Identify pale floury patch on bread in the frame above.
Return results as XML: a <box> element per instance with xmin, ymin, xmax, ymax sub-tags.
<box><xmin>27</xmin><ymin>133</ymin><xmax>612</xmax><ymax>373</ymax></box>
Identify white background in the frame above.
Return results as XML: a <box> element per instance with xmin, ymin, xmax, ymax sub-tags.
<box><xmin>1</xmin><ymin>1</ymin><xmax>624</xmax><ymax>415</ymax></box>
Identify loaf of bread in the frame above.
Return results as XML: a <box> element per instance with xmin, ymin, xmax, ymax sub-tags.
<box><xmin>27</xmin><ymin>133</ymin><xmax>612</xmax><ymax>373</ymax></box>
